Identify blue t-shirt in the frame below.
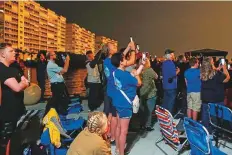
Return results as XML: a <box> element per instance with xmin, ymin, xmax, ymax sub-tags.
<box><xmin>112</xmin><ymin>69</ymin><xmax>138</xmax><ymax>108</ymax></box>
<box><xmin>162</xmin><ymin>60</ymin><xmax>177</xmax><ymax>90</ymax></box>
<box><xmin>184</xmin><ymin>68</ymin><xmax>201</xmax><ymax>93</ymax></box>
<box><xmin>103</xmin><ymin>58</ymin><xmax>117</xmax><ymax>97</ymax></box>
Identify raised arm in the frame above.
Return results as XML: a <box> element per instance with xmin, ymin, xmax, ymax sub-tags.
<box><xmin>60</xmin><ymin>55</ymin><xmax>70</xmax><ymax>74</ymax></box>
<box><xmin>89</xmin><ymin>51</ymin><xmax>103</xmax><ymax>68</ymax></box>
<box><xmin>222</xmin><ymin>64</ymin><xmax>230</xmax><ymax>83</ymax></box>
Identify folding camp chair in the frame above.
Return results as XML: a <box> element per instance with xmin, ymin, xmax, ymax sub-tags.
<box><xmin>208</xmin><ymin>103</ymin><xmax>232</xmax><ymax>148</ymax></box>
<box><xmin>40</xmin><ymin>129</ymin><xmax>72</xmax><ymax>155</ymax></box>
<box><xmin>183</xmin><ymin>117</ymin><xmax>226</xmax><ymax>155</ymax></box>
<box><xmin>155</xmin><ymin>105</ymin><xmax>188</xmax><ymax>155</ymax></box>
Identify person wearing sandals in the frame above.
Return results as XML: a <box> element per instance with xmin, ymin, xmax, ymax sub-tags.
<box><xmin>140</xmin><ymin>58</ymin><xmax>158</xmax><ymax>131</ymax></box>
<box><xmin>111</xmin><ymin>51</ymin><xmax>142</xmax><ymax>155</ymax></box>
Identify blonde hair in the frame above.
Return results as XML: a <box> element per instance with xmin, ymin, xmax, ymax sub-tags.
<box><xmin>87</xmin><ymin>111</ymin><xmax>108</xmax><ymax>135</ymax></box>
<box><xmin>200</xmin><ymin>57</ymin><xmax>216</xmax><ymax>81</ymax></box>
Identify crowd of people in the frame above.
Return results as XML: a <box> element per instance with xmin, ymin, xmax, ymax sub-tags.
<box><xmin>0</xmin><ymin>41</ymin><xmax>232</xmax><ymax>155</ymax></box>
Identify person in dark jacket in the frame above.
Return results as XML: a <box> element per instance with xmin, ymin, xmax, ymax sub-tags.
<box><xmin>36</xmin><ymin>52</ymin><xmax>47</xmax><ymax>102</ymax></box>
<box><xmin>176</xmin><ymin>55</ymin><xmax>189</xmax><ymax>114</ymax></box>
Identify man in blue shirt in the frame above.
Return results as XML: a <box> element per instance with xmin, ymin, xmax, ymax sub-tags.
<box><xmin>162</xmin><ymin>49</ymin><xmax>180</xmax><ymax>114</ymax></box>
<box><xmin>46</xmin><ymin>51</ymin><xmax>70</xmax><ymax>114</ymax></box>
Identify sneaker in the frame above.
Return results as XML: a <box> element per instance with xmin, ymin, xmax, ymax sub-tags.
<box><xmin>114</xmin><ymin>149</ymin><xmax>119</xmax><ymax>155</ymax></box>
<box><xmin>146</xmin><ymin>126</ymin><xmax>155</xmax><ymax>131</ymax></box>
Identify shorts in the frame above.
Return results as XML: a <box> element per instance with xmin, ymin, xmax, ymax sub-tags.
<box><xmin>116</xmin><ymin>108</ymin><xmax>132</xmax><ymax>119</ymax></box>
<box><xmin>187</xmin><ymin>92</ymin><xmax>202</xmax><ymax>112</ymax></box>
<box><xmin>103</xmin><ymin>95</ymin><xmax>117</xmax><ymax>117</ymax></box>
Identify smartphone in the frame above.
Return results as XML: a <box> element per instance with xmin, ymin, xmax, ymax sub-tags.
<box><xmin>221</xmin><ymin>58</ymin><xmax>225</xmax><ymax>65</ymax></box>
<box><xmin>142</xmin><ymin>53</ymin><xmax>146</xmax><ymax>61</ymax></box>
<box><xmin>130</xmin><ymin>36</ymin><xmax>133</xmax><ymax>42</ymax></box>
<box><xmin>228</xmin><ymin>64</ymin><xmax>230</xmax><ymax>69</ymax></box>
<box><xmin>136</xmin><ymin>44</ymin><xmax>140</xmax><ymax>50</ymax></box>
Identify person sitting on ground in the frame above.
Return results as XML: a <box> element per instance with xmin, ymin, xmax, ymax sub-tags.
<box><xmin>67</xmin><ymin>111</ymin><xmax>111</xmax><ymax>155</ymax></box>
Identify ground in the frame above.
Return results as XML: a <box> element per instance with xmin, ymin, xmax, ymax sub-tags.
<box><xmin>26</xmin><ymin>100</ymin><xmax>232</xmax><ymax>155</ymax></box>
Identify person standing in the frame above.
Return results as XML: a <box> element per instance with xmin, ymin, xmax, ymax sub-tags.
<box><xmin>0</xmin><ymin>43</ymin><xmax>29</xmax><ymax>155</ymax></box>
<box><xmin>36</xmin><ymin>52</ymin><xmax>47</xmax><ymax>102</ymax></box>
<box><xmin>176</xmin><ymin>55</ymin><xmax>189</xmax><ymax>114</ymax></box>
<box><xmin>46</xmin><ymin>51</ymin><xmax>70</xmax><ymax>115</ymax></box>
<box><xmin>200</xmin><ymin>57</ymin><xmax>230</xmax><ymax>132</ymax></box>
<box><xmin>111</xmin><ymin>51</ymin><xmax>142</xmax><ymax>155</ymax></box>
<box><xmin>86</xmin><ymin>50</ymin><xmax>104</xmax><ymax>111</ymax></box>
<box><xmin>162</xmin><ymin>49</ymin><xmax>180</xmax><ymax>114</ymax></box>
<box><xmin>140</xmin><ymin>59</ymin><xmax>158</xmax><ymax>131</ymax></box>
<box><xmin>185</xmin><ymin>58</ymin><xmax>201</xmax><ymax>121</ymax></box>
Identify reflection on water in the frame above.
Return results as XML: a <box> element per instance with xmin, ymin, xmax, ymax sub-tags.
<box><xmin>25</xmin><ymin>68</ymin><xmax>87</xmax><ymax>97</ymax></box>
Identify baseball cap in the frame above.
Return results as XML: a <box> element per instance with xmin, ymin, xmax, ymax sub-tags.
<box><xmin>165</xmin><ymin>49</ymin><xmax>175</xmax><ymax>54</ymax></box>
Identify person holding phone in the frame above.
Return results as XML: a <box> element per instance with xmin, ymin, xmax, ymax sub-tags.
<box><xmin>224</xmin><ymin>63</ymin><xmax>232</xmax><ymax>109</ymax></box>
<box><xmin>102</xmin><ymin>41</ymin><xmax>135</xmax><ymax>143</ymax></box>
<box><xmin>200</xmin><ymin>57</ymin><xmax>230</xmax><ymax>132</ymax></box>
<box><xmin>111</xmin><ymin>51</ymin><xmax>142</xmax><ymax>155</ymax></box>
<box><xmin>139</xmin><ymin>58</ymin><xmax>158</xmax><ymax>131</ymax></box>
<box><xmin>46</xmin><ymin>51</ymin><xmax>70</xmax><ymax>115</ymax></box>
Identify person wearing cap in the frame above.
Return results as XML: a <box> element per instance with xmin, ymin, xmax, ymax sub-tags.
<box><xmin>162</xmin><ymin>49</ymin><xmax>180</xmax><ymax>114</ymax></box>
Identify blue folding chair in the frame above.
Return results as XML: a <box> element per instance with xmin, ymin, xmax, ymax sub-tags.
<box><xmin>40</xmin><ymin>129</ymin><xmax>72</xmax><ymax>155</ymax></box>
<box><xmin>208</xmin><ymin>103</ymin><xmax>232</xmax><ymax>148</ymax></box>
<box><xmin>67</xmin><ymin>103</ymin><xmax>83</xmax><ymax>114</ymax></box>
<box><xmin>183</xmin><ymin>117</ymin><xmax>226</xmax><ymax>155</ymax></box>
<box><xmin>61</xmin><ymin>117</ymin><xmax>85</xmax><ymax>131</ymax></box>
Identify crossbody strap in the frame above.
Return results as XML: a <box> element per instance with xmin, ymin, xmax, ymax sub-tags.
<box><xmin>112</xmin><ymin>71</ymin><xmax>132</xmax><ymax>105</ymax></box>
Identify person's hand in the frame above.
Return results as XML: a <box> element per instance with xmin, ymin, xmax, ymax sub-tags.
<box><xmin>21</xmin><ymin>76</ymin><xmax>28</xmax><ymax>82</ymax></box>
<box><xmin>176</xmin><ymin>67</ymin><xmax>180</xmax><ymax>74</ymax></box>
<box><xmin>135</xmin><ymin>48</ymin><xmax>139</xmax><ymax>53</ymax></box>
<box><xmin>222</xmin><ymin>63</ymin><xmax>227</xmax><ymax>70</ymax></box>
<box><xmin>141</xmin><ymin>57</ymin><xmax>147</xmax><ymax>65</ymax></box>
<box><xmin>131</xmin><ymin>69</ymin><xmax>137</xmax><ymax>77</ymax></box>
<box><xmin>127</xmin><ymin>41</ymin><xmax>135</xmax><ymax>51</ymax></box>
<box><xmin>21</xmin><ymin>76</ymin><xmax>29</xmax><ymax>86</ymax></box>
<box><xmin>65</xmin><ymin>55</ymin><xmax>70</xmax><ymax>61</ymax></box>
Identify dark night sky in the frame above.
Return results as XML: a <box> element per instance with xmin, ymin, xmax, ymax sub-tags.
<box><xmin>39</xmin><ymin>1</ymin><xmax>232</xmax><ymax>58</ymax></box>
